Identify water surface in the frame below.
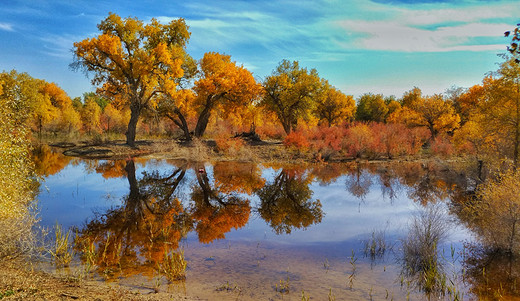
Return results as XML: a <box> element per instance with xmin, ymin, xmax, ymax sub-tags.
<box><xmin>35</xmin><ymin>147</ymin><xmax>485</xmax><ymax>300</ymax></box>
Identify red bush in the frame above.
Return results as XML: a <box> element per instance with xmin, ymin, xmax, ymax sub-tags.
<box><xmin>430</xmin><ymin>135</ymin><xmax>455</xmax><ymax>157</ymax></box>
<box><xmin>283</xmin><ymin>130</ymin><xmax>310</xmax><ymax>150</ymax></box>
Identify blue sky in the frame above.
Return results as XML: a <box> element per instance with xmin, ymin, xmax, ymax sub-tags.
<box><xmin>1</xmin><ymin>0</ymin><xmax>518</xmax><ymax>99</ymax></box>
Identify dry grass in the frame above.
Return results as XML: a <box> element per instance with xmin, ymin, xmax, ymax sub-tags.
<box><xmin>0</xmin><ymin>259</ymin><xmax>200</xmax><ymax>300</ymax></box>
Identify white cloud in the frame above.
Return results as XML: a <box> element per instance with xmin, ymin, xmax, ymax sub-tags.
<box><xmin>0</xmin><ymin>22</ymin><xmax>14</xmax><ymax>32</ymax></box>
<box><xmin>336</xmin><ymin>1</ymin><xmax>520</xmax><ymax>52</ymax></box>
<box><xmin>338</xmin><ymin>20</ymin><xmax>510</xmax><ymax>52</ymax></box>
<box><xmin>397</xmin><ymin>5</ymin><xmax>516</xmax><ymax>26</ymax></box>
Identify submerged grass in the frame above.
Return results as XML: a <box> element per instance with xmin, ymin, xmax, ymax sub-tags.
<box><xmin>47</xmin><ymin>223</ymin><xmax>74</xmax><ymax>267</ymax></box>
<box><xmin>400</xmin><ymin>204</ymin><xmax>451</xmax><ymax>297</ymax></box>
<box><xmin>157</xmin><ymin>250</ymin><xmax>188</xmax><ymax>282</ymax></box>
<box><xmin>363</xmin><ymin>229</ymin><xmax>389</xmax><ymax>260</ymax></box>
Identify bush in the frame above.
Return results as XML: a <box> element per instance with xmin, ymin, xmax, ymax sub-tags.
<box><xmin>342</xmin><ymin>123</ymin><xmax>374</xmax><ymax>158</ymax></box>
<box><xmin>283</xmin><ymin>130</ymin><xmax>310</xmax><ymax>151</ymax></box>
<box><xmin>430</xmin><ymin>135</ymin><xmax>455</xmax><ymax>157</ymax></box>
<box><xmin>472</xmin><ymin>170</ymin><xmax>520</xmax><ymax>254</ymax></box>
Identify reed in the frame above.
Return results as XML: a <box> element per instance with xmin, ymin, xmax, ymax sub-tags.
<box><xmin>48</xmin><ymin>223</ymin><xmax>74</xmax><ymax>267</ymax></box>
<box><xmin>157</xmin><ymin>250</ymin><xmax>187</xmax><ymax>282</ymax></box>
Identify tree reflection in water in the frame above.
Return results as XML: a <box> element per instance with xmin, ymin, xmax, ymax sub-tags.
<box><xmin>190</xmin><ymin>164</ymin><xmax>251</xmax><ymax>243</ymax></box>
<box><xmin>345</xmin><ymin>163</ymin><xmax>373</xmax><ymax>200</ymax></box>
<box><xmin>74</xmin><ymin>159</ymin><xmax>256</xmax><ymax>278</ymax></box>
<box><xmin>256</xmin><ymin>166</ymin><xmax>323</xmax><ymax>234</ymax></box>
<box><xmin>75</xmin><ymin>160</ymin><xmax>191</xmax><ymax>279</ymax></box>
<box><xmin>463</xmin><ymin>244</ymin><xmax>520</xmax><ymax>300</ymax></box>
<box><xmin>63</xmin><ymin>157</ymin><xmax>474</xmax><ymax>295</ymax></box>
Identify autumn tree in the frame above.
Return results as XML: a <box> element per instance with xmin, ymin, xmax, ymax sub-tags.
<box><xmin>262</xmin><ymin>60</ymin><xmax>322</xmax><ymax>134</ymax></box>
<box><xmin>1</xmin><ymin>72</ymin><xmax>59</xmax><ymax>137</ymax></box>
<box><xmin>39</xmin><ymin>82</ymin><xmax>81</xmax><ymax>134</ymax></box>
<box><xmin>314</xmin><ymin>81</ymin><xmax>355</xmax><ymax>126</ymax></box>
<box><xmin>464</xmin><ymin>170</ymin><xmax>520</xmax><ymax>254</ymax></box>
<box><xmin>453</xmin><ymin>85</ymin><xmax>485</xmax><ymax>125</ymax></box>
<box><xmin>159</xmin><ymin>52</ymin><xmax>262</xmax><ymax>140</ymax></box>
<box><xmin>72</xmin><ymin>13</ymin><xmax>190</xmax><ymax>146</ymax></box>
<box><xmin>385</xmin><ymin>95</ymin><xmax>401</xmax><ymax>117</ymax></box>
<box><xmin>80</xmin><ymin>96</ymin><xmax>102</xmax><ymax>135</ymax></box>
<box><xmin>192</xmin><ymin>52</ymin><xmax>262</xmax><ymax>138</ymax></box>
<box><xmin>355</xmin><ymin>93</ymin><xmax>388</xmax><ymax>122</ymax></box>
<box><xmin>102</xmin><ymin>103</ymin><xmax>128</xmax><ymax>133</ymax></box>
<box><xmin>0</xmin><ymin>70</ymin><xmax>38</xmax><ymax>257</ymax></box>
<box><xmin>505</xmin><ymin>24</ymin><xmax>520</xmax><ymax>62</ymax></box>
<box><xmin>470</xmin><ymin>60</ymin><xmax>519</xmax><ymax>167</ymax></box>
<box><xmin>401</xmin><ymin>87</ymin><xmax>423</xmax><ymax>108</ymax></box>
<box><xmin>389</xmin><ymin>91</ymin><xmax>460</xmax><ymax>139</ymax></box>
<box><xmin>256</xmin><ymin>167</ymin><xmax>323</xmax><ymax>234</ymax></box>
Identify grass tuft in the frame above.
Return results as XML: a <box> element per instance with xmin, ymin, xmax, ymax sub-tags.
<box><xmin>157</xmin><ymin>250</ymin><xmax>187</xmax><ymax>282</ymax></box>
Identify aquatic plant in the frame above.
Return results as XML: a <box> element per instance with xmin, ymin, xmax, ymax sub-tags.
<box><xmin>301</xmin><ymin>290</ymin><xmax>310</xmax><ymax>300</ymax></box>
<box><xmin>348</xmin><ymin>249</ymin><xmax>357</xmax><ymax>289</ymax></box>
<box><xmin>363</xmin><ymin>229</ymin><xmax>389</xmax><ymax>261</ymax></box>
<box><xmin>275</xmin><ymin>274</ymin><xmax>290</xmax><ymax>294</ymax></box>
<box><xmin>157</xmin><ymin>250</ymin><xmax>187</xmax><ymax>282</ymax></box>
<box><xmin>48</xmin><ymin>223</ymin><xmax>74</xmax><ymax>267</ymax></box>
<box><xmin>400</xmin><ymin>204</ymin><xmax>449</xmax><ymax>296</ymax></box>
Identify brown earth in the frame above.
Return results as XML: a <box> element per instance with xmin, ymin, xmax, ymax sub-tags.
<box><xmin>55</xmin><ymin>138</ymin><xmax>319</xmax><ymax>163</ymax></box>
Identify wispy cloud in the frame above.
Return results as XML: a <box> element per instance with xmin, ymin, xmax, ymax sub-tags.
<box><xmin>338</xmin><ymin>20</ymin><xmax>509</xmax><ymax>52</ymax></box>
<box><xmin>0</xmin><ymin>22</ymin><xmax>14</xmax><ymax>32</ymax></box>
<box><xmin>336</xmin><ymin>2</ymin><xmax>520</xmax><ymax>52</ymax></box>
<box><xmin>39</xmin><ymin>34</ymin><xmax>82</xmax><ymax>58</ymax></box>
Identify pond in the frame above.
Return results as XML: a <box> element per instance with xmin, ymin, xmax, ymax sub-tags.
<box><xmin>33</xmin><ymin>146</ymin><xmax>513</xmax><ymax>300</ymax></box>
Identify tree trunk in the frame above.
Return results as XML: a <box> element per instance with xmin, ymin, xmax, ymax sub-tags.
<box><xmin>125</xmin><ymin>160</ymin><xmax>138</xmax><ymax>198</ymax></box>
<box><xmin>282</xmin><ymin>119</ymin><xmax>291</xmax><ymax>135</ymax></box>
<box><xmin>194</xmin><ymin>98</ymin><xmax>213</xmax><ymax>138</ymax></box>
<box><xmin>174</xmin><ymin>108</ymin><xmax>191</xmax><ymax>141</ymax></box>
<box><xmin>126</xmin><ymin>103</ymin><xmax>140</xmax><ymax>147</ymax></box>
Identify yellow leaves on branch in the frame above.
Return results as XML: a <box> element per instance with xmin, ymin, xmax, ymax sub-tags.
<box><xmin>194</xmin><ymin>52</ymin><xmax>262</xmax><ymax>105</ymax></box>
<box><xmin>73</xmin><ymin>13</ymin><xmax>188</xmax><ymax>108</ymax></box>
<box><xmin>473</xmin><ymin>169</ymin><xmax>520</xmax><ymax>253</ymax></box>
<box><xmin>388</xmin><ymin>92</ymin><xmax>460</xmax><ymax>138</ymax></box>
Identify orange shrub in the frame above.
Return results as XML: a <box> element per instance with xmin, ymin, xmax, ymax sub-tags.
<box><xmin>283</xmin><ymin>130</ymin><xmax>310</xmax><ymax>151</ymax></box>
<box><xmin>407</xmin><ymin>127</ymin><xmax>431</xmax><ymax>155</ymax></box>
<box><xmin>342</xmin><ymin>123</ymin><xmax>374</xmax><ymax>158</ymax></box>
<box><xmin>430</xmin><ymin>135</ymin><xmax>455</xmax><ymax>157</ymax></box>
<box><xmin>371</xmin><ymin>123</ymin><xmax>429</xmax><ymax>158</ymax></box>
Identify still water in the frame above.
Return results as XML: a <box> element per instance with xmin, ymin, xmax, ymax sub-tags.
<box><xmin>34</xmin><ymin>147</ymin><xmax>493</xmax><ymax>300</ymax></box>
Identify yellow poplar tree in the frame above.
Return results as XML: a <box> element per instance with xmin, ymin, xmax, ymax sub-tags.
<box><xmin>72</xmin><ymin>13</ymin><xmax>189</xmax><ymax>146</ymax></box>
<box><xmin>315</xmin><ymin>81</ymin><xmax>356</xmax><ymax>126</ymax></box>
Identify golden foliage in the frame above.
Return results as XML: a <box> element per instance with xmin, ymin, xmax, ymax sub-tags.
<box><xmin>213</xmin><ymin>162</ymin><xmax>265</xmax><ymax>195</ymax></box>
<box><xmin>471</xmin><ymin>170</ymin><xmax>520</xmax><ymax>253</ymax></box>
<box><xmin>0</xmin><ymin>70</ymin><xmax>37</xmax><ymax>258</ymax></box>
<box><xmin>315</xmin><ymin>83</ymin><xmax>355</xmax><ymax>126</ymax></box>
<box><xmin>262</xmin><ymin>60</ymin><xmax>322</xmax><ymax>134</ymax></box>
<box><xmin>72</xmin><ymin>13</ymin><xmax>190</xmax><ymax>145</ymax></box>
<box><xmin>389</xmin><ymin>92</ymin><xmax>460</xmax><ymax>138</ymax></box>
